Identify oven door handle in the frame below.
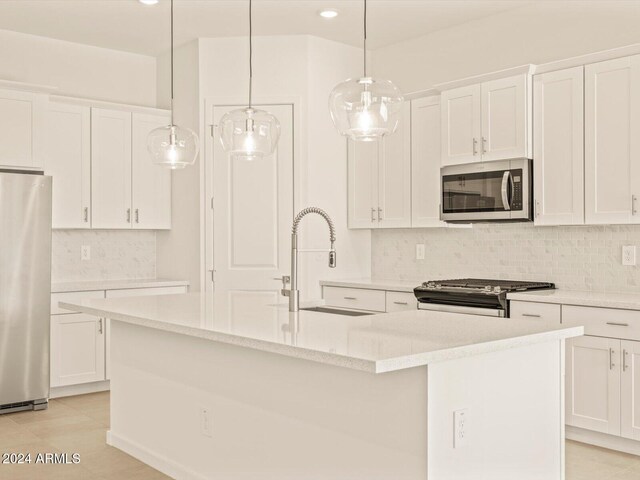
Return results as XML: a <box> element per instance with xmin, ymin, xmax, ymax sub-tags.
<box><xmin>501</xmin><ymin>171</ymin><xmax>513</xmax><ymax>211</ymax></box>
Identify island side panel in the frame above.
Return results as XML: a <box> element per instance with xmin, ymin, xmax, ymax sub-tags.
<box><xmin>108</xmin><ymin>320</ymin><xmax>429</xmax><ymax>480</ymax></box>
<box><xmin>427</xmin><ymin>339</ymin><xmax>564</xmax><ymax>480</ymax></box>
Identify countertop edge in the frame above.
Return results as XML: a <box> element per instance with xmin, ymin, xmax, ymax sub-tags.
<box><xmin>52</xmin><ymin>279</ymin><xmax>190</xmax><ymax>293</ymax></box>
<box><xmin>319</xmin><ymin>279</ymin><xmax>416</xmax><ymax>293</ymax></box>
<box><xmin>507</xmin><ymin>291</ymin><xmax>640</xmax><ymax>310</ymax></box>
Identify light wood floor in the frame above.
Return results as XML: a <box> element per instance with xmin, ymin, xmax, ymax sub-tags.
<box><xmin>1</xmin><ymin>391</ymin><xmax>639</xmax><ymax>479</ymax></box>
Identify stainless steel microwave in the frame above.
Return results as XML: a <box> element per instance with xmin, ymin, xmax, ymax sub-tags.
<box><xmin>441</xmin><ymin>158</ymin><xmax>532</xmax><ymax>223</ymax></box>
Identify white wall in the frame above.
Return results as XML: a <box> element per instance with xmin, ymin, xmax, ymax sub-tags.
<box><xmin>373</xmin><ymin>2</ymin><xmax>640</xmax><ymax>93</ymax></box>
<box><xmin>0</xmin><ymin>29</ymin><xmax>157</xmax><ymax>106</ymax></box>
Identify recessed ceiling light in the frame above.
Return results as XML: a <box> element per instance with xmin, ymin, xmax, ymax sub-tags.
<box><xmin>319</xmin><ymin>9</ymin><xmax>339</xmax><ymax>19</ymax></box>
<box><xmin>139</xmin><ymin>0</ymin><xmax>159</xmax><ymax>5</ymax></box>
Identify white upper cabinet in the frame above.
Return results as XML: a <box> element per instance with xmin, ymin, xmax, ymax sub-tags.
<box><xmin>585</xmin><ymin>55</ymin><xmax>640</xmax><ymax>224</ymax></box>
<box><xmin>378</xmin><ymin>103</ymin><xmax>412</xmax><ymax>228</ymax></box>
<box><xmin>441</xmin><ymin>74</ymin><xmax>531</xmax><ymax>166</ymax></box>
<box><xmin>348</xmin><ymin>139</ymin><xmax>379</xmax><ymax>229</ymax></box>
<box><xmin>533</xmin><ymin>67</ymin><xmax>585</xmax><ymax>226</ymax></box>
<box><xmin>440</xmin><ymin>84</ymin><xmax>481</xmax><ymax>166</ymax></box>
<box><xmin>411</xmin><ymin>96</ymin><xmax>444</xmax><ymax>227</ymax></box>
<box><xmin>0</xmin><ymin>88</ymin><xmax>46</xmax><ymax>170</ymax></box>
<box><xmin>45</xmin><ymin>102</ymin><xmax>91</xmax><ymax>229</ymax></box>
<box><xmin>132</xmin><ymin>113</ymin><xmax>172</xmax><ymax>229</ymax></box>
<box><xmin>91</xmin><ymin>108</ymin><xmax>133</xmax><ymax>229</ymax></box>
<box><xmin>348</xmin><ymin>104</ymin><xmax>411</xmax><ymax>229</ymax></box>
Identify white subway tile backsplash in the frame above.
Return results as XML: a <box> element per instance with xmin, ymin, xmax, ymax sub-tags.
<box><xmin>371</xmin><ymin>224</ymin><xmax>640</xmax><ymax>293</ymax></box>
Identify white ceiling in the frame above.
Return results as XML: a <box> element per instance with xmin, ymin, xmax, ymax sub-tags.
<box><xmin>0</xmin><ymin>0</ymin><xmax>534</xmax><ymax>57</ymax></box>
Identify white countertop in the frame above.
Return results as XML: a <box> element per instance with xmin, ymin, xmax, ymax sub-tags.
<box><xmin>51</xmin><ymin>278</ymin><xmax>189</xmax><ymax>293</ymax></box>
<box><xmin>508</xmin><ymin>289</ymin><xmax>640</xmax><ymax>310</ymax></box>
<box><xmin>60</xmin><ymin>292</ymin><xmax>582</xmax><ymax>374</ymax></box>
<box><xmin>320</xmin><ymin>278</ymin><xmax>418</xmax><ymax>293</ymax></box>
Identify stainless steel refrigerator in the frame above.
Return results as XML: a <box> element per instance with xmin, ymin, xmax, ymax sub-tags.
<box><xmin>0</xmin><ymin>171</ymin><xmax>52</xmax><ymax>413</ymax></box>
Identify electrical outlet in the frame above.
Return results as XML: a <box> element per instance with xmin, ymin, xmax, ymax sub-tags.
<box><xmin>416</xmin><ymin>244</ymin><xmax>425</xmax><ymax>260</ymax></box>
<box><xmin>623</xmin><ymin>246</ymin><xmax>636</xmax><ymax>266</ymax></box>
<box><xmin>81</xmin><ymin>245</ymin><xmax>91</xmax><ymax>261</ymax></box>
<box><xmin>200</xmin><ymin>407</ymin><xmax>213</xmax><ymax>437</ymax></box>
<box><xmin>453</xmin><ymin>409</ymin><xmax>468</xmax><ymax>448</ymax></box>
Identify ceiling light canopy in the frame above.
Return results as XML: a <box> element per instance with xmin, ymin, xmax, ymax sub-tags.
<box><xmin>147</xmin><ymin>0</ymin><xmax>199</xmax><ymax>169</ymax></box>
<box><xmin>219</xmin><ymin>0</ymin><xmax>280</xmax><ymax>160</ymax></box>
<box><xmin>138</xmin><ymin>0</ymin><xmax>159</xmax><ymax>5</ymax></box>
<box><xmin>328</xmin><ymin>0</ymin><xmax>404</xmax><ymax>142</ymax></box>
<box><xmin>319</xmin><ymin>9</ymin><xmax>339</xmax><ymax>19</ymax></box>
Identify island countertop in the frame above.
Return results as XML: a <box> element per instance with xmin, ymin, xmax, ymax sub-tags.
<box><xmin>60</xmin><ymin>292</ymin><xmax>582</xmax><ymax>374</ymax></box>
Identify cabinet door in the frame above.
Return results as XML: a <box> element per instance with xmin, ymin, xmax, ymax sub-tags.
<box><xmin>91</xmin><ymin>108</ymin><xmax>132</xmax><ymax>229</ymax></box>
<box><xmin>566</xmin><ymin>336</ymin><xmax>621</xmax><ymax>436</ymax></box>
<box><xmin>347</xmin><ymin>139</ymin><xmax>379</xmax><ymax>228</ymax></box>
<box><xmin>50</xmin><ymin>313</ymin><xmax>105</xmax><ymax>387</ymax></box>
<box><xmin>621</xmin><ymin>340</ymin><xmax>640</xmax><ymax>440</ymax></box>
<box><xmin>45</xmin><ymin>103</ymin><xmax>91</xmax><ymax>229</ymax></box>
<box><xmin>585</xmin><ymin>55</ymin><xmax>640</xmax><ymax>224</ymax></box>
<box><xmin>0</xmin><ymin>89</ymin><xmax>45</xmax><ymax>169</ymax></box>
<box><xmin>440</xmin><ymin>84</ymin><xmax>481</xmax><ymax>166</ymax></box>
<box><xmin>132</xmin><ymin>113</ymin><xmax>172</xmax><ymax>229</ymax></box>
<box><xmin>378</xmin><ymin>103</ymin><xmax>411</xmax><ymax>228</ymax></box>
<box><xmin>411</xmin><ymin>96</ymin><xmax>444</xmax><ymax>228</ymax></box>
<box><xmin>480</xmin><ymin>74</ymin><xmax>529</xmax><ymax>161</ymax></box>
<box><xmin>533</xmin><ymin>67</ymin><xmax>584</xmax><ymax>225</ymax></box>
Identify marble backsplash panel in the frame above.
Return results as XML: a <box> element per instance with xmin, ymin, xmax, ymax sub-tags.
<box><xmin>372</xmin><ymin>224</ymin><xmax>640</xmax><ymax>293</ymax></box>
<box><xmin>52</xmin><ymin>230</ymin><xmax>156</xmax><ymax>282</ymax></box>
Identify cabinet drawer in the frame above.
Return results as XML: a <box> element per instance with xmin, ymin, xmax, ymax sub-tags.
<box><xmin>386</xmin><ymin>291</ymin><xmax>417</xmax><ymax>313</ymax></box>
<box><xmin>510</xmin><ymin>301</ymin><xmax>561</xmax><ymax>323</ymax></box>
<box><xmin>105</xmin><ymin>285</ymin><xmax>188</xmax><ymax>298</ymax></box>
<box><xmin>563</xmin><ymin>305</ymin><xmax>640</xmax><ymax>341</ymax></box>
<box><xmin>51</xmin><ymin>290</ymin><xmax>105</xmax><ymax>315</ymax></box>
<box><xmin>323</xmin><ymin>286</ymin><xmax>386</xmax><ymax>312</ymax></box>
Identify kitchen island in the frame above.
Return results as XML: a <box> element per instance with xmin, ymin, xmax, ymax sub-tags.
<box><xmin>61</xmin><ymin>292</ymin><xmax>582</xmax><ymax>480</ymax></box>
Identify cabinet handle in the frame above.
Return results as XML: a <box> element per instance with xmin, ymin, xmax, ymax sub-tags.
<box><xmin>343</xmin><ymin>296</ymin><xmax>357</xmax><ymax>300</ymax></box>
<box><xmin>83</xmin><ymin>207</ymin><xmax>89</xmax><ymax>223</ymax></box>
<box><xmin>623</xmin><ymin>349</ymin><xmax>629</xmax><ymax>372</ymax></box>
<box><xmin>126</xmin><ymin>208</ymin><xmax>131</xmax><ymax>223</ymax></box>
<box><xmin>606</xmin><ymin>322</ymin><xmax>629</xmax><ymax>327</ymax></box>
<box><xmin>633</xmin><ymin>195</ymin><xmax>638</xmax><ymax>216</ymax></box>
<box><xmin>535</xmin><ymin>200</ymin><xmax>541</xmax><ymax>219</ymax></box>
<box><xmin>610</xmin><ymin>348</ymin><xmax>615</xmax><ymax>370</ymax></box>
<box><xmin>371</xmin><ymin>207</ymin><xmax>376</xmax><ymax>222</ymax></box>
<box><xmin>393</xmin><ymin>301</ymin><xmax>408</xmax><ymax>305</ymax></box>
<box><xmin>521</xmin><ymin>313</ymin><xmax>541</xmax><ymax>318</ymax></box>
<box><xmin>481</xmin><ymin>137</ymin><xmax>487</xmax><ymax>155</ymax></box>
<box><xmin>378</xmin><ymin>207</ymin><xmax>382</xmax><ymax>221</ymax></box>
<box><xmin>472</xmin><ymin>138</ymin><xmax>478</xmax><ymax>156</ymax></box>
<box><xmin>135</xmin><ymin>208</ymin><xmax>139</xmax><ymax>224</ymax></box>
<box><xmin>98</xmin><ymin>318</ymin><xmax>103</xmax><ymax>334</ymax></box>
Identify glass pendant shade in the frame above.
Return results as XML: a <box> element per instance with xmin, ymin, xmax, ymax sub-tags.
<box><xmin>329</xmin><ymin>77</ymin><xmax>404</xmax><ymax>141</ymax></box>
<box><xmin>219</xmin><ymin>107</ymin><xmax>281</xmax><ymax>160</ymax></box>
<box><xmin>147</xmin><ymin>124</ymin><xmax>199</xmax><ymax>169</ymax></box>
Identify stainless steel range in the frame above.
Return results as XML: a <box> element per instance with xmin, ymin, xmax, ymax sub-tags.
<box><xmin>414</xmin><ymin>279</ymin><xmax>555</xmax><ymax>318</ymax></box>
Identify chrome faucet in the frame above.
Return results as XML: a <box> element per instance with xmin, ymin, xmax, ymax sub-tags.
<box><xmin>280</xmin><ymin>207</ymin><xmax>336</xmax><ymax>312</ymax></box>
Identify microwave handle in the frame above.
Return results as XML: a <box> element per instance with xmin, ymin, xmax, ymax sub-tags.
<box><xmin>501</xmin><ymin>171</ymin><xmax>513</xmax><ymax>211</ymax></box>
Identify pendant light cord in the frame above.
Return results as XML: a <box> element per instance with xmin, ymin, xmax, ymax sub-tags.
<box><xmin>170</xmin><ymin>0</ymin><xmax>174</xmax><ymax>125</ymax></box>
<box><xmin>248</xmin><ymin>0</ymin><xmax>253</xmax><ymax>108</ymax></box>
<box><xmin>363</xmin><ymin>0</ymin><xmax>367</xmax><ymax>77</ymax></box>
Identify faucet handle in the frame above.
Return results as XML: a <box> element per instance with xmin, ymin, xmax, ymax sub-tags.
<box><xmin>276</xmin><ymin>275</ymin><xmax>291</xmax><ymax>297</ymax></box>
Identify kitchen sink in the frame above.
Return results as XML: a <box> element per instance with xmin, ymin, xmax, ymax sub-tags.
<box><xmin>300</xmin><ymin>306</ymin><xmax>373</xmax><ymax>316</ymax></box>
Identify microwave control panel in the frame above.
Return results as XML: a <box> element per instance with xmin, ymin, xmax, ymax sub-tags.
<box><xmin>511</xmin><ymin>169</ymin><xmax>523</xmax><ymax>211</ymax></box>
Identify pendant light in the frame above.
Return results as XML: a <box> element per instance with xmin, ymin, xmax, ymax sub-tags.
<box><xmin>328</xmin><ymin>0</ymin><xmax>404</xmax><ymax>142</ymax></box>
<box><xmin>219</xmin><ymin>0</ymin><xmax>280</xmax><ymax>160</ymax></box>
<box><xmin>147</xmin><ymin>0</ymin><xmax>199</xmax><ymax>169</ymax></box>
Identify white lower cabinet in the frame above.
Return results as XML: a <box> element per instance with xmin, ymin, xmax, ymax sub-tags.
<box><xmin>621</xmin><ymin>339</ymin><xmax>640</xmax><ymax>440</ymax></box>
<box><xmin>50</xmin><ymin>313</ymin><xmax>106</xmax><ymax>388</ymax></box>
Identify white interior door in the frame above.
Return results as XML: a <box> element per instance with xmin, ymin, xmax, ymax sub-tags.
<box><xmin>132</xmin><ymin>112</ymin><xmax>172</xmax><ymax>229</ymax></box>
<box><xmin>621</xmin><ymin>339</ymin><xmax>640</xmax><ymax>440</ymax></box>
<box><xmin>348</xmin><ymin>139</ymin><xmax>379</xmax><ymax>228</ymax></box>
<box><xmin>585</xmin><ymin>55</ymin><xmax>640</xmax><ymax>224</ymax></box>
<box><xmin>533</xmin><ymin>67</ymin><xmax>584</xmax><ymax>225</ymax></box>
<box><xmin>440</xmin><ymin>84</ymin><xmax>482</xmax><ymax>166</ymax></box>
<box><xmin>566</xmin><ymin>336</ymin><xmax>621</xmax><ymax>436</ymax></box>
<box><xmin>44</xmin><ymin>102</ymin><xmax>91</xmax><ymax>229</ymax></box>
<box><xmin>411</xmin><ymin>96</ymin><xmax>444</xmax><ymax>228</ymax></box>
<box><xmin>208</xmin><ymin>104</ymin><xmax>294</xmax><ymax>296</ymax></box>
<box><xmin>481</xmin><ymin>74</ymin><xmax>529</xmax><ymax>161</ymax></box>
<box><xmin>378</xmin><ymin>102</ymin><xmax>411</xmax><ymax>228</ymax></box>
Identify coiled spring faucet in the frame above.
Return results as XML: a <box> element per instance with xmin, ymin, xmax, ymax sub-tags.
<box><xmin>280</xmin><ymin>207</ymin><xmax>336</xmax><ymax>312</ymax></box>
